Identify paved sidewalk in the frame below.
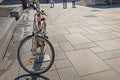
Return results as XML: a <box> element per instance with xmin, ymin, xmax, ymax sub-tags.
<box><xmin>0</xmin><ymin>3</ymin><xmax>120</xmax><ymax>80</ymax></box>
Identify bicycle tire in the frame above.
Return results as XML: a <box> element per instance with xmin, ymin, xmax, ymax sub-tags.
<box><xmin>17</xmin><ymin>35</ymin><xmax>55</xmax><ymax>74</ymax></box>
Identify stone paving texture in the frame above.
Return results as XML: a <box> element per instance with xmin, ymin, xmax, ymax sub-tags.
<box><xmin>0</xmin><ymin>3</ymin><xmax>120</xmax><ymax>80</ymax></box>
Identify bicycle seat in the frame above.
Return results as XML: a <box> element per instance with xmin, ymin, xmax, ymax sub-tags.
<box><xmin>41</xmin><ymin>10</ymin><xmax>44</xmax><ymax>13</ymax></box>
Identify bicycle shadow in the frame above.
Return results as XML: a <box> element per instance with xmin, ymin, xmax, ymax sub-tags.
<box><xmin>14</xmin><ymin>74</ymin><xmax>49</xmax><ymax>80</ymax></box>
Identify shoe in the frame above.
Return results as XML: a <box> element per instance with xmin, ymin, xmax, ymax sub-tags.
<box><xmin>73</xmin><ymin>6</ymin><xmax>76</xmax><ymax>8</ymax></box>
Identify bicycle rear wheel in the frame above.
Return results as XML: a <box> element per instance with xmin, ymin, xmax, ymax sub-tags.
<box><xmin>17</xmin><ymin>35</ymin><xmax>55</xmax><ymax>74</ymax></box>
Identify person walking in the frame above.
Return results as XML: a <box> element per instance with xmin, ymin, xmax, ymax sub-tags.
<box><xmin>21</xmin><ymin>0</ymin><xmax>32</xmax><ymax>10</ymax></box>
<box><xmin>50</xmin><ymin>0</ymin><xmax>55</xmax><ymax>8</ymax></box>
<box><xmin>21</xmin><ymin>0</ymin><xmax>28</xmax><ymax>10</ymax></box>
<box><xmin>62</xmin><ymin>0</ymin><xmax>67</xmax><ymax>9</ymax></box>
<box><xmin>72</xmin><ymin>0</ymin><xmax>76</xmax><ymax>8</ymax></box>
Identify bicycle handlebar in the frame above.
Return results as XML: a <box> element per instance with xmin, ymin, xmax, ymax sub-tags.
<box><xmin>40</xmin><ymin>10</ymin><xmax>47</xmax><ymax>16</ymax></box>
<box><xmin>29</xmin><ymin>4</ymin><xmax>37</xmax><ymax>10</ymax></box>
<box><xmin>30</xmin><ymin>4</ymin><xmax>47</xmax><ymax>16</ymax></box>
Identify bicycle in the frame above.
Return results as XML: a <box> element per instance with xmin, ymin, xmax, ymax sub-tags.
<box><xmin>17</xmin><ymin>0</ymin><xmax>55</xmax><ymax>74</ymax></box>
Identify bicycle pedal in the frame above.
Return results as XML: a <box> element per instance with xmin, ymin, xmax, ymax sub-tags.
<box><xmin>45</xmin><ymin>36</ymin><xmax>48</xmax><ymax>39</ymax></box>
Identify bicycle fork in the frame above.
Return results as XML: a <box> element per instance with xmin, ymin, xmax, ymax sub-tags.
<box><xmin>31</xmin><ymin>34</ymin><xmax>37</xmax><ymax>55</ymax></box>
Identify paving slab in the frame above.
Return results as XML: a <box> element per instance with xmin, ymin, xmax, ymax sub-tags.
<box><xmin>73</xmin><ymin>42</ymin><xmax>97</xmax><ymax>49</ymax></box>
<box><xmin>106</xmin><ymin>58</ymin><xmax>120</xmax><ymax>74</ymax></box>
<box><xmin>64</xmin><ymin>33</ymin><xmax>90</xmax><ymax>45</ymax></box>
<box><xmin>42</xmin><ymin>70</ymin><xmax>60</xmax><ymax>80</ymax></box>
<box><xmin>65</xmin><ymin>27</ymin><xmax>87</xmax><ymax>33</ymax></box>
<box><xmin>85</xmin><ymin>33</ymin><xmax>119</xmax><ymax>41</ymax></box>
<box><xmin>114</xmin><ymin>38</ymin><xmax>120</xmax><ymax>42</ymax></box>
<box><xmin>90</xmin><ymin>47</ymin><xmax>105</xmax><ymax>53</ymax></box>
<box><xmin>58</xmin><ymin>42</ymin><xmax>75</xmax><ymax>51</ymax></box>
<box><xmin>91</xmin><ymin>25</ymin><xmax>113</xmax><ymax>31</ymax></box>
<box><xmin>66</xmin><ymin>49</ymin><xmax>111</xmax><ymax>76</ymax></box>
<box><xmin>55</xmin><ymin>59</ymin><xmax>72</xmax><ymax>69</ymax></box>
<box><xmin>54</xmin><ymin>47</ymin><xmax>67</xmax><ymax>60</ymax></box>
<box><xmin>0</xmin><ymin>65</ymin><xmax>19</xmax><ymax>80</ymax></box>
<box><xmin>49</xmin><ymin>29</ymin><xmax>69</xmax><ymax>35</ymax></box>
<box><xmin>97</xmin><ymin>50</ymin><xmax>120</xmax><ymax>60</ymax></box>
<box><xmin>111</xmin><ymin>32</ymin><xmax>120</xmax><ymax>37</ymax></box>
<box><xmin>58</xmin><ymin>67</ymin><xmax>81</xmax><ymax>80</ymax></box>
<box><xmin>97</xmin><ymin>29</ymin><xmax>116</xmax><ymax>33</ymax></box>
<box><xmin>96</xmin><ymin>40</ymin><xmax>120</xmax><ymax>51</ymax></box>
<box><xmin>49</xmin><ymin>34</ymin><xmax>67</xmax><ymax>43</ymax></box>
<box><xmin>81</xmin><ymin>70</ymin><xmax>120</xmax><ymax>80</ymax></box>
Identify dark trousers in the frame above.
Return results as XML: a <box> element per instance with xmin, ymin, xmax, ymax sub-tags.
<box><xmin>51</xmin><ymin>2</ymin><xmax>54</xmax><ymax>8</ymax></box>
<box><xmin>22</xmin><ymin>1</ymin><xmax>28</xmax><ymax>10</ymax></box>
<box><xmin>63</xmin><ymin>2</ymin><xmax>67</xmax><ymax>9</ymax></box>
<box><xmin>72</xmin><ymin>1</ymin><xmax>75</xmax><ymax>8</ymax></box>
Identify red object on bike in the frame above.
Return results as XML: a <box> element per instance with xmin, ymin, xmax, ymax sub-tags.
<box><xmin>38</xmin><ymin>21</ymin><xmax>41</xmax><ymax>25</ymax></box>
<box><xmin>37</xmin><ymin>13</ymin><xmax>41</xmax><ymax>17</ymax></box>
<box><xmin>37</xmin><ymin>13</ymin><xmax>41</xmax><ymax>26</ymax></box>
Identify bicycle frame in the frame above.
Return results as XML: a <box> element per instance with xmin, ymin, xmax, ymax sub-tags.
<box><xmin>18</xmin><ymin>0</ymin><xmax>55</xmax><ymax>75</ymax></box>
<box><xmin>30</xmin><ymin>0</ymin><xmax>47</xmax><ymax>55</ymax></box>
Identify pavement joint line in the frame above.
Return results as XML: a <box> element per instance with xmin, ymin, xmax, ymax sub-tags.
<box><xmin>52</xmin><ymin>60</ymin><xmax>61</xmax><ymax>80</ymax></box>
<box><xmin>63</xmin><ymin>51</ymin><xmax>83</xmax><ymax>78</ymax></box>
<box><xmin>100</xmin><ymin>56</ymin><xmax>120</xmax><ymax>61</ymax></box>
<box><xmin>88</xmin><ymin>48</ymin><xmax>120</xmax><ymax>76</ymax></box>
<box><xmin>79</xmin><ymin>69</ymin><xmax>113</xmax><ymax>77</ymax></box>
<box><xmin>96</xmin><ymin>48</ymin><xmax>120</xmax><ymax>53</ymax></box>
<box><xmin>58</xmin><ymin>41</ymin><xmax>75</xmax><ymax>52</ymax></box>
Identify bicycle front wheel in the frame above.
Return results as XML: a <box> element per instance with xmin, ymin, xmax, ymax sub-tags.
<box><xmin>17</xmin><ymin>35</ymin><xmax>55</xmax><ymax>74</ymax></box>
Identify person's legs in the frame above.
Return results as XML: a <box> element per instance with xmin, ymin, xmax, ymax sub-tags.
<box><xmin>65</xmin><ymin>2</ymin><xmax>67</xmax><ymax>8</ymax></box>
<box><xmin>73</xmin><ymin>1</ymin><xmax>75</xmax><ymax>8</ymax></box>
<box><xmin>72</xmin><ymin>1</ymin><xmax>74</xmax><ymax>8</ymax></box>
<box><xmin>22</xmin><ymin>2</ymin><xmax>28</xmax><ymax>10</ymax></box>
<box><xmin>63</xmin><ymin>2</ymin><xmax>65</xmax><ymax>8</ymax></box>
<box><xmin>53</xmin><ymin>2</ymin><xmax>54</xmax><ymax>7</ymax></box>
<box><xmin>50</xmin><ymin>2</ymin><xmax>52</xmax><ymax>8</ymax></box>
<box><xmin>52</xmin><ymin>2</ymin><xmax>54</xmax><ymax>8</ymax></box>
<box><xmin>72</xmin><ymin>1</ymin><xmax>75</xmax><ymax>8</ymax></box>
